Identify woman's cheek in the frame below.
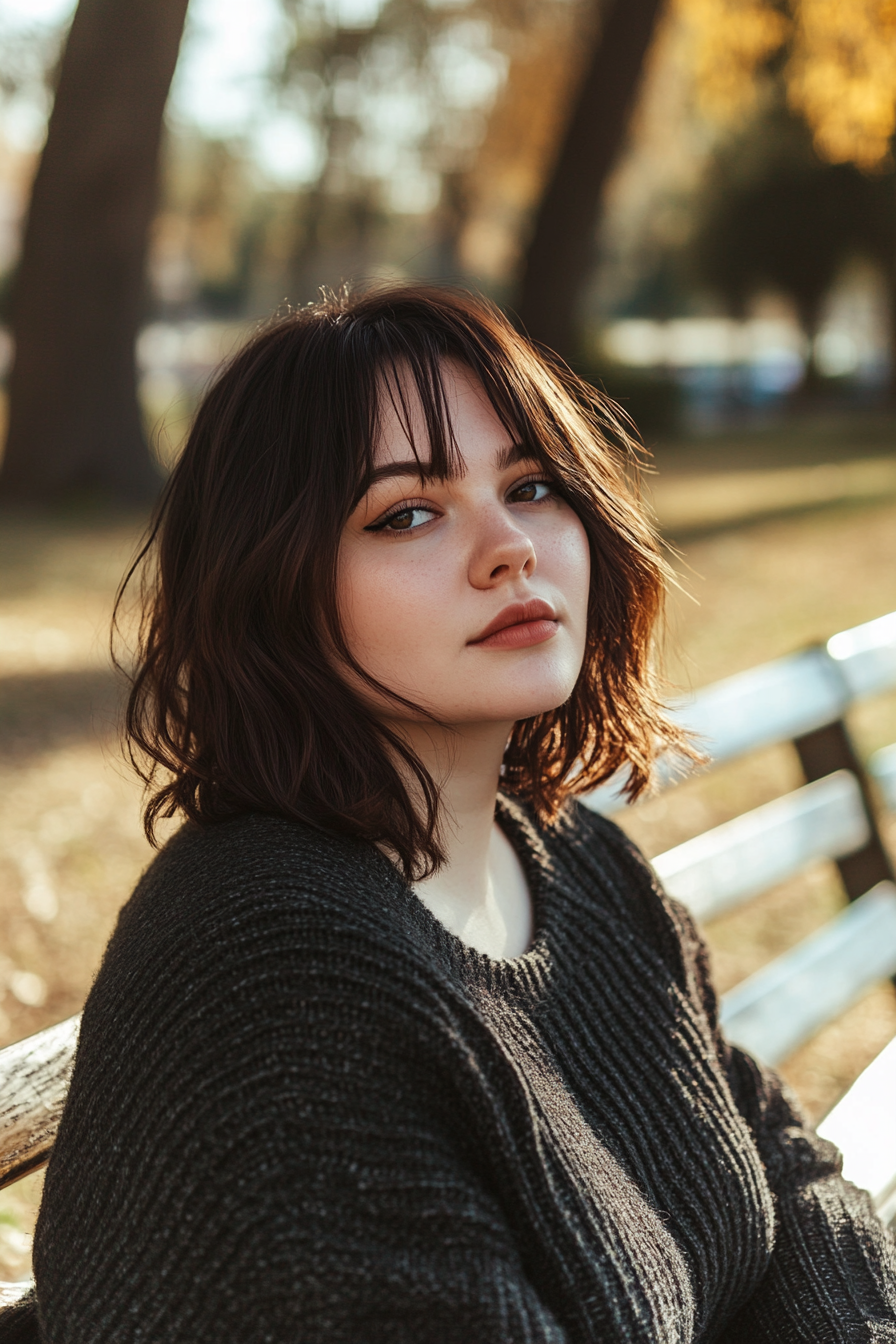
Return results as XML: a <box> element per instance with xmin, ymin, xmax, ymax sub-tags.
<box><xmin>542</xmin><ymin>514</ymin><xmax>590</xmax><ymax>615</ymax></box>
<box><xmin>351</xmin><ymin>555</ymin><xmax>435</xmax><ymax>668</ymax></box>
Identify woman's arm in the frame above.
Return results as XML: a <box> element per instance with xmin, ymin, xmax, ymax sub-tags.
<box><xmin>719</xmin><ymin>1042</ymin><xmax>896</xmax><ymax>1342</ymax></box>
<box><xmin>670</xmin><ymin>896</ymin><xmax>896</xmax><ymax>1342</ymax></box>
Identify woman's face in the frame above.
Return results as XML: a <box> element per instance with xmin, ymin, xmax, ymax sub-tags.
<box><xmin>337</xmin><ymin>361</ymin><xmax>591</xmax><ymax>730</ymax></box>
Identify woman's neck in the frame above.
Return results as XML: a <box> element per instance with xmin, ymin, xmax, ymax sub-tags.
<box><xmin>394</xmin><ymin>720</ymin><xmax>534</xmax><ymax>959</ymax></box>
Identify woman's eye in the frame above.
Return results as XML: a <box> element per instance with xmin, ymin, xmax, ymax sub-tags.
<box><xmin>367</xmin><ymin>505</ymin><xmax>438</xmax><ymax>533</ymax></box>
<box><xmin>509</xmin><ymin>478</ymin><xmax>554</xmax><ymax>504</ymax></box>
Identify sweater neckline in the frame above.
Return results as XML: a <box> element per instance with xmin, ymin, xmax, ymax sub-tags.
<box><xmin>389</xmin><ymin>794</ymin><xmax>556</xmax><ymax>988</ymax></box>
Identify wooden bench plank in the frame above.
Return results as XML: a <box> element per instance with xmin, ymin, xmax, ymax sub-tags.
<box><xmin>0</xmin><ymin>1016</ymin><xmax>80</xmax><ymax>1191</ymax></box>
<box><xmin>652</xmin><ymin>770</ymin><xmax>869</xmax><ymax>922</ymax></box>
<box><xmin>720</xmin><ymin>882</ymin><xmax>896</xmax><ymax>1066</ymax></box>
<box><xmin>870</xmin><ymin>743</ymin><xmax>896</xmax><ymax>814</ymax></box>
<box><xmin>817</xmin><ymin>1033</ymin><xmax>896</xmax><ymax>1216</ymax></box>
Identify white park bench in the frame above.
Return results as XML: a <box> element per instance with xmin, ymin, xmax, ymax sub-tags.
<box><xmin>0</xmin><ymin>610</ymin><xmax>895</xmax><ymax>1309</ymax></box>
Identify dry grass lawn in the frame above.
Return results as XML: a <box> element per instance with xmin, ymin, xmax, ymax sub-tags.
<box><xmin>0</xmin><ymin>413</ymin><xmax>894</xmax><ymax>1279</ymax></box>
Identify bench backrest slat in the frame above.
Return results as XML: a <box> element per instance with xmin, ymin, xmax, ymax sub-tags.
<box><xmin>0</xmin><ymin>1283</ymin><xmax>31</xmax><ymax>1308</ymax></box>
<box><xmin>827</xmin><ymin>612</ymin><xmax>896</xmax><ymax>699</ymax></box>
<box><xmin>870</xmin><ymin>744</ymin><xmax>896</xmax><ymax>813</ymax></box>
<box><xmin>719</xmin><ymin>882</ymin><xmax>896</xmax><ymax>1065</ymax></box>
<box><xmin>668</xmin><ymin>647</ymin><xmax>847</xmax><ymax>766</ymax></box>
<box><xmin>581</xmin><ymin>610</ymin><xmax>896</xmax><ymax>817</ymax></box>
<box><xmin>652</xmin><ymin>770</ymin><xmax>870</xmax><ymax>922</ymax></box>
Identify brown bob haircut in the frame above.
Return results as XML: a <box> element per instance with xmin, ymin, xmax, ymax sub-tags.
<box><xmin>123</xmin><ymin>284</ymin><xmax>691</xmax><ymax>879</ymax></box>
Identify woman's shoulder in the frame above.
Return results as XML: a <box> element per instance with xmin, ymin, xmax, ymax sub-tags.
<box><xmin>142</xmin><ymin>808</ymin><xmax>388</xmax><ymax>888</ymax></box>
<box><xmin>127</xmin><ymin>811</ymin><xmax>405</xmax><ymax>923</ymax></box>
<box><xmin>92</xmin><ymin>813</ymin><xmax>431</xmax><ymax>1018</ymax></box>
<box><xmin>62</xmin><ymin>814</ymin><xmax>461</xmax><ymax>1142</ymax></box>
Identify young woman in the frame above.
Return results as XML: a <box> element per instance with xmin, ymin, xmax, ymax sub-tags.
<box><xmin>14</xmin><ymin>287</ymin><xmax>896</xmax><ymax>1342</ymax></box>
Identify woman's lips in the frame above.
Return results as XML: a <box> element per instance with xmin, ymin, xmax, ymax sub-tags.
<box><xmin>473</xmin><ymin>619</ymin><xmax>558</xmax><ymax>650</ymax></box>
<box><xmin>469</xmin><ymin>600</ymin><xmax>559</xmax><ymax>650</ymax></box>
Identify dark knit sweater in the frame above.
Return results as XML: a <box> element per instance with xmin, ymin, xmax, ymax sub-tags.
<box><xmin>12</xmin><ymin>798</ymin><xmax>896</xmax><ymax>1342</ymax></box>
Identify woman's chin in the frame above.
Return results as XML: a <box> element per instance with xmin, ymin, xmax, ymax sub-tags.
<box><xmin>483</xmin><ymin>665</ymin><xmax>582</xmax><ymax>722</ymax></box>
<box><xmin>443</xmin><ymin>682</ymin><xmax>580</xmax><ymax>726</ymax></box>
<box><xmin>371</xmin><ymin>652</ymin><xmax>585</xmax><ymax>729</ymax></box>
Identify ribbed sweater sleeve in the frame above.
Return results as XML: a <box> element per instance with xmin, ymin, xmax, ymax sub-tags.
<box><xmin>31</xmin><ymin>823</ymin><xmax>568</xmax><ymax>1344</ymax></box>
<box><xmin>665</xmin><ymin>897</ymin><xmax>896</xmax><ymax>1343</ymax></box>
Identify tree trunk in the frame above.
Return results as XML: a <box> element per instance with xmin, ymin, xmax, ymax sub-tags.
<box><xmin>515</xmin><ymin>0</ymin><xmax>665</xmax><ymax>362</ymax></box>
<box><xmin>0</xmin><ymin>0</ymin><xmax>190</xmax><ymax>504</ymax></box>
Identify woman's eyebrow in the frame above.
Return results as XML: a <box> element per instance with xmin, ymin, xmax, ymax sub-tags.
<box><xmin>496</xmin><ymin>441</ymin><xmax>532</xmax><ymax>470</ymax></box>
<box><xmin>365</xmin><ymin>442</ymin><xmax>531</xmax><ymax>488</ymax></box>
<box><xmin>366</xmin><ymin>459</ymin><xmax>433</xmax><ymax>486</ymax></box>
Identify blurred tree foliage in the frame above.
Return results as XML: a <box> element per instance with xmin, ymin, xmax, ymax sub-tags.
<box><xmin>0</xmin><ymin>10</ymin><xmax>66</xmax><ymax>108</ymax></box>
<box><xmin>265</xmin><ymin>0</ymin><xmax>668</xmax><ymax>360</ymax></box>
<box><xmin>484</xmin><ymin>0</ymin><xmax>896</xmax><ymax>360</ymax></box>
<box><xmin>0</xmin><ymin>5</ymin><xmax>69</xmax><ymax>325</ymax></box>
<box><xmin>268</xmin><ymin>0</ymin><xmax>600</xmax><ymax>309</ymax></box>
<box><xmin>274</xmin><ymin>0</ymin><xmax>514</xmax><ymax>298</ymax></box>
<box><xmin>678</xmin><ymin>0</ymin><xmax>896</xmax><ymax>173</ymax></box>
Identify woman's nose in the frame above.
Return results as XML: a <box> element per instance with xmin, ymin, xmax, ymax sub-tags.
<box><xmin>468</xmin><ymin>511</ymin><xmax>537</xmax><ymax>588</ymax></box>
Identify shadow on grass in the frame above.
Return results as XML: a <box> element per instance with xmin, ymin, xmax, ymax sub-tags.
<box><xmin>666</xmin><ymin>489</ymin><xmax>896</xmax><ymax>546</ymax></box>
<box><xmin>0</xmin><ymin>669</ymin><xmax>125</xmax><ymax>759</ymax></box>
<box><xmin>651</xmin><ymin>408</ymin><xmax>896</xmax><ymax>473</ymax></box>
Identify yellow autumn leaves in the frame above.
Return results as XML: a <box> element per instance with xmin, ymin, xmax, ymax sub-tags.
<box><xmin>790</xmin><ymin>0</ymin><xmax>896</xmax><ymax>169</ymax></box>
<box><xmin>675</xmin><ymin>0</ymin><xmax>896</xmax><ymax>170</ymax></box>
<box><xmin>676</xmin><ymin>0</ymin><xmax>788</xmax><ymax>123</ymax></box>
